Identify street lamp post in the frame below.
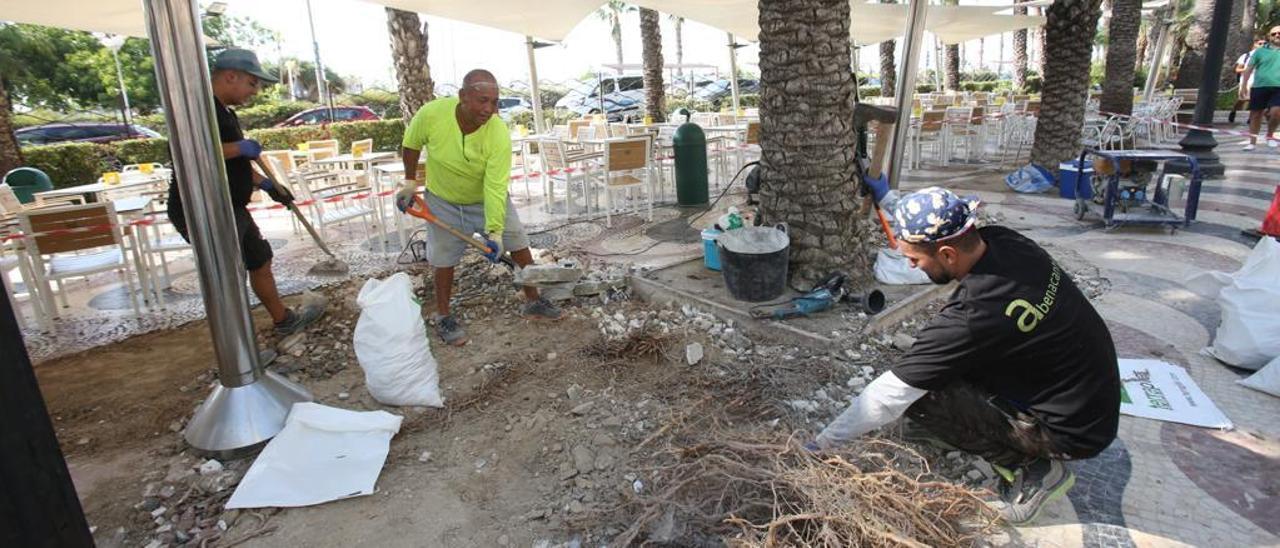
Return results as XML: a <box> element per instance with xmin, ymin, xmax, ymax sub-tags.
<box><xmin>1173</xmin><ymin>0</ymin><xmax>1236</xmax><ymax>178</ymax></box>
<box><xmin>99</xmin><ymin>35</ymin><xmax>134</xmax><ymax>136</ymax></box>
<box><xmin>304</xmin><ymin>0</ymin><xmax>332</xmax><ymax>122</ymax></box>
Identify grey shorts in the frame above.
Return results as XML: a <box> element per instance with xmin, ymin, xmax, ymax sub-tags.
<box><xmin>424</xmin><ymin>191</ymin><xmax>530</xmax><ymax>268</ymax></box>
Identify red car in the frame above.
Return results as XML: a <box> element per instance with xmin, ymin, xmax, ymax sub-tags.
<box><xmin>274</xmin><ymin>106</ymin><xmax>379</xmax><ymax>127</ymax></box>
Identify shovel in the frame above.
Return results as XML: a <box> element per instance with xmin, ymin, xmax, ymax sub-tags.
<box><xmin>403</xmin><ymin>195</ymin><xmax>517</xmax><ymax>270</ymax></box>
<box><xmin>253</xmin><ymin>158</ymin><xmax>350</xmax><ymax>276</ymax></box>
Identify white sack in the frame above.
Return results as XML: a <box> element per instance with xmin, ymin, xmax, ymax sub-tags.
<box><xmin>1187</xmin><ymin>237</ymin><xmax>1280</xmax><ymax>370</ymax></box>
<box><xmin>225</xmin><ymin>403</ymin><xmax>402</xmax><ymax>509</ymax></box>
<box><xmin>874</xmin><ymin>247</ymin><xmax>931</xmax><ymax>285</ymax></box>
<box><xmin>354</xmin><ymin>273</ymin><xmax>444</xmax><ymax>407</ymax></box>
<box><xmin>1239</xmin><ymin>355</ymin><xmax>1280</xmax><ymax>398</ymax></box>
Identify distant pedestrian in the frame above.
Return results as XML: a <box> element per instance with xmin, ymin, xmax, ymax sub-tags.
<box><xmin>1228</xmin><ymin>39</ymin><xmax>1265</xmax><ymax>124</ymax></box>
<box><xmin>1242</xmin><ymin>27</ymin><xmax>1280</xmax><ymax>151</ymax></box>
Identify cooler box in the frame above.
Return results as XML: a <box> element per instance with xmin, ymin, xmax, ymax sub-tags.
<box><xmin>702</xmin><ymin>228</ymin><xmax>722</xmax><ymax>271</ymax></box>
<box><xmin>1058</xmin><ymin>160</ymin><xmax>1094</xmax><ymax>200</ymax></box>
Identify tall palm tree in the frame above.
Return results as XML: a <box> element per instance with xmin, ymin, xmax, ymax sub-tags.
<box><xmin>385</xmin><ymin>8</ymin><xmax>434</xmax><ymax>118</ymax></box>
<box><xmin>669</xmin><ymin>14</ymin><xmax>685</xmax><ymax>77</ymax></box>
<box><xmin>639</xmin><ymin>8</ymin><xmax>665</xmax><ymax>122</ymax></box>
<box><xmin>880</xmin><ymin>0</ymin><xmax>897</xmax><ymax>97</ymax></box>
<box><xmin>1031</xmin><ymin>0</ymin><xmax>1104</xmax><ymax>172</ymax></box>
<box><xmin>597</xmin><ymin>1</ymin><xmax>631</xmax><ymax>73</ymax></box>
<box><xmin>1014</xmin><ymin>2</ymin><xmax>1029</xmax><ymax>90</ymax></box>
<box><xmin>1172</xmin><ymin>0</ymin><xmax>1214</xmax><ymax>88</ymax></box>
<box><xmin>1221</xmin><ymin>0</ymin><xmax>1247</xmax><ymax>89</ymax></box>
<box><xmin>758</xmin><ymin>0</ymin><xmax>871</xmax><ymax>285</ymax></box>
<box><xmin>945</xmin><ymin>43</ymin><xmax>961</xmax><ymax>90</ymax></box>
<box><xmin>1036</xmin><ymin>5</ymin><xmax>1049</xmax><ymax>74</ymax></box>
<box><xmin>1100</xmin><ymin>0</ymin><xmax>1143</xmax><ymax>115</ymax></box>
<box><xmin>0</xmin><ymin>76</ymin><xmax>22</xmax><ymax>176</ymax></box>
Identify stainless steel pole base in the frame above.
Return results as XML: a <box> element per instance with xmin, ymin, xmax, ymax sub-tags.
<box><xmin>184</xmin><ymin>371</ymin><xmax>312</xmax><ymax>460</ymax></box>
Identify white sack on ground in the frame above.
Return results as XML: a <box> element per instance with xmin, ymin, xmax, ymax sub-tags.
<box><xmin>874</xmin><ymin>248</ymin><xmax>931</xmax><ymax>285</ymax></box>
<box><xmin>354</xmin><ymin>273</ymin><xmax>444</xmax><ymax>407</ymax></box>
<box><xmin>1239</xmin><ymin>355</ymin><xmax>1280</xmax><ymax>398</ymax></box>
<box><xmin>225</xmin><ymin>403</ymin><xmax>402</xmax><ymax>509</ymax></box>
<box><xmin>1186</xmin><ymin>237</ymin><xmax>1280</xmax><ymax>370</ymax></box>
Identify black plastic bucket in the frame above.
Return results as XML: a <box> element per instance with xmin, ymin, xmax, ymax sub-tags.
<box><xmin>716</xmin><ymin>224</ymin><xmax>789</xmax><ymax>302</ymax></box>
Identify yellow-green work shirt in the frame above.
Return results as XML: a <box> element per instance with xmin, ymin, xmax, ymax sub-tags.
<box><xmin>402</xmin><ymin>96</ymin><xmax>512</xmax><ymax>234</ymax></box>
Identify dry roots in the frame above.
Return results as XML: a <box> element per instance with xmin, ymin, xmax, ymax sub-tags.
<box><xmin>582</xmin><ymin>329</ymin><xmax>675</xmax><ymax>362</ymax></box>
<box><xmin>615</xmin><ymin>436</ymin><xmax>998</xmax><ymax>547</ymax></box>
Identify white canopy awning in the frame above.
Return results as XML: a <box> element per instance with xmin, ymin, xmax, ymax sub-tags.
<box><xmin>364</xmin><ymin>0</ymin><xmax>602</xmax><ymax>42</ymax></box>
<box><xmin>0</xmin><ymin>2</ymin><xmax>147</xmax><ymax>37</ymax></box>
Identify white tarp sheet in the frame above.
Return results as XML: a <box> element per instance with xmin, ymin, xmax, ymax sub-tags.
<box><xmin>1118</xmin><ymin>359</ymin><xmax>1233</xmax><ymax>429</ymax></box>
<box><xmin>225</xmin><ymin>403</ymin><xmax>403</xmax><ymax>509</ymax></box>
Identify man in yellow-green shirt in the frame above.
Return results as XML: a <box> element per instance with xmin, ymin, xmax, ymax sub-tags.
<box><xmin>396</xmin><ymin>69</ymin><xmax>561</xmax><ymax>346</ymax></box>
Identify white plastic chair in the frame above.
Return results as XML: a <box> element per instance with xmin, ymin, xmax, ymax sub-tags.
<box><xmin>593</xmin><ymin>138</ymin><xmax>654</xmax><ymax>227</ymax></box>
<box><xmin>19</xmin><ymin>202</ymin><xmax>143</xmax><ymax>319</ymax></box>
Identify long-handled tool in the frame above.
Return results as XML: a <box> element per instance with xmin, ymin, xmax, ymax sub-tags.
<box><xmin>403</xmin><ymin>195</ymin><xmax>517</xmax><ymax>270</ymax></box>
<box><xmin>252</xmin><ymin>158</ymin><xmax>350</xmax><ymax>276</ymax></box>
<box><xmin>853</xmin><ymin>103</ymin><xmax>900</xmax><ymax>249</ymax></box>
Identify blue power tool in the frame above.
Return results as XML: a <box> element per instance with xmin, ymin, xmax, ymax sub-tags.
<box><xmin>751</xmin><ymin>272</ymin><xmax>887</xmax><ymax>320</ymax></box>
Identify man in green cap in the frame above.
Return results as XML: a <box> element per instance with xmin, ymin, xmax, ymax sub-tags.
<box><xmin>166</xmin><ymin>48</ymin><xmax>325</xmax><ymax>338</ymax></box>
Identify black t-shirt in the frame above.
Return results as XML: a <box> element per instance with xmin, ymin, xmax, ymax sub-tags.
<box><xmin>892</xmin><ymin>225</ymin><xmax>1120</xmax><ymax>455</ymax></box>
<box><xmin>168</xmin><ymin>98</ymin><xmax>254</xmax><ymax>211</ymax></box>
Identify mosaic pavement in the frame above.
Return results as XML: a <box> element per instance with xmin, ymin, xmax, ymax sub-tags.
<box><xmin>8</xmin><ymin>133</ymin><xmax>1279</xmax><ymax>546</ymax></box>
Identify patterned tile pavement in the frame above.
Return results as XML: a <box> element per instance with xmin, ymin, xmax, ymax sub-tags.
<box><xmin>7</xmin><ymin>129</ymin><xmax>1278</xmax><ymax>546</ymax></box>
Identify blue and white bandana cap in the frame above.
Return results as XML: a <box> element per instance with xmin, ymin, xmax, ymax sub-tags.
<box><xmin>891</xmin><ymin>186</ymin><xmax>981</xmax><ymax>243</ymax></box>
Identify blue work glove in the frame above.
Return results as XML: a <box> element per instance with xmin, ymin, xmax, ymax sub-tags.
<box><xmin>395</xmin><ymin>180</ymin><xmax>418</xmax><ymax>213</ymax></box>
<box><xmin>235</xmin><ymin>139</ymin><xmax>263</xmax><ymax>159</ymax></box>
<box><xmin>482</xmin><ymin>232</ymin><xmax>504</xmax><ymax>263</ymax></box>
<box><xmin>862</xmin><ymin>172</ymin><xmax>889</xmax><ymax>204</ymax></box>
<box><xmin>258</xmin><ymin>178</ymin><xmax>293</xmax><ymax>205</ymax></box>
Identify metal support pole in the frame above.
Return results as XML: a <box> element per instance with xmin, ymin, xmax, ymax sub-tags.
<box><xmin>1173</xmin><ymin>0</ymin><xmax>1234</xmax><ymax>178</ymax></box>
<box><xmin>142</xmin><ymin>0</ymin><xmax>311</xmax><ymax>458</ymax></box>
<box><xmin>525</xmin><ymin>36</ymin><xmax>544</xmax><ymax>134</ymax></box>
<box><xmin>1143</xmin><ymin>17</ymin><xmax>1172</xmax><ymax>101</ymax></box>
<box><xmin>111</xmin><ymin>48</ymin><xmax>134</xmax><ymax>132</ymax></box>
<box><xmin>887</xmin><ymin>0</ymin><xmax>929</xmax><ymax>190</ymax></box>
<box><xmin>305</xmin><ymin>0</ymin><xmax>331</xmax><ymax>122</ymax></box>
<box><xmin>727</xmin><ymin>32</ymin><xmax>741</xmax><ymax>113</ymax></box>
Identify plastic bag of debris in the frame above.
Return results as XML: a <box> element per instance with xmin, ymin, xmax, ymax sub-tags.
<box><xmin>354</xmin><ymin>273</ymin><xmax>444</xmax><ymax>407</ymax></box>
<box><xmin>874</xmin><ymin>248</ymin><xmax>930</xmax><ymax>285</ymax></box>
<box><xmin>1187</xmin><ymin>237</ymin><xmax>1280</xmax><ymax>370</ymax></box>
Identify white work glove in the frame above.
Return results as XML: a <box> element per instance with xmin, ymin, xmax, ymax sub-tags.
<box><xmin>395</xmin><ymin>179</ymin><xmax>419</xmax><ymax>212</ymax></box>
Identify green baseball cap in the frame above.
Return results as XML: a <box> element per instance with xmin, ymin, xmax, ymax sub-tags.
<box><xmin>212</xmin><ymin>48</ymin><xmax>278</xmax><ymax>83</ymax></box>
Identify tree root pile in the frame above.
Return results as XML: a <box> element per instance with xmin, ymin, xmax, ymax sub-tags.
<box><xmin>581</xmin><ymin>328</ymin><xmax>675</xmax><ymax>362</ymax></box>
<box><xmin>614</xmin><ymin>436</ymin><xmax>997</xmax><ymax>547</ymax></box>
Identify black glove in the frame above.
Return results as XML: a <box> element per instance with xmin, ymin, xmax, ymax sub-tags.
<box><xmin>259</xmin><ymin>178</ymin><xmax>294</xmax><ymax>205</ymax></box>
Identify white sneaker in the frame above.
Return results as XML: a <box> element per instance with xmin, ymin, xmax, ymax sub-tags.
<box><xmin>1268</xmin><ymin>140</ymin><xmax>1279</xmax><ymax>149</ymax></box>
<box><xmin>1243</xmin><ymin>143</ymin><xmax>1256</xmax><ymax>151</ymax></box>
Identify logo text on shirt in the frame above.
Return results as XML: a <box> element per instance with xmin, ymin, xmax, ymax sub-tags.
<box><xmin>1004</xmin><ymin>263</ymin><xmax>1062</xmax><ymax>333</ymax></box>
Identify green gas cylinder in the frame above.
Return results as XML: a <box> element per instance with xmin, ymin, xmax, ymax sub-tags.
<box><xmin>673</xmin><ymin>120</ymin><xmax>709</xmax><ymax>206</ymax></box>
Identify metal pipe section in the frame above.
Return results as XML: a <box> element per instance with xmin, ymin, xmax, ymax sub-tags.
<box><xmin>1143</xmin><ymin>17</ymin><xmax>1171</xmax><ymax>101</ymax></box>
<box><xmin>727</xmin><ymin>32</ymin><xmax>741</xmax><ymax>113</ymax></box>
<box><xmin>525</xmin><ymin>36</ymin><xmax>545</xmax><ymax>134</ymax></box>
<box><xmin>305</xmin><ymin>0</ymin><xmax>331</xmax><ymax>121</ymax></box>
<box><xmin>110</xmin><ymin>48</ymin><xmax>134</xmax><ymax>130</ymax></box>
<box><xmin>887</xmin><ymin>0</ymin><xmax>929</xmax><ymax>190</ymax></box>
<box><xmin>142</xmin><ymin>0</ymin><xmax>310</xmax><ymax>457</ymax></box>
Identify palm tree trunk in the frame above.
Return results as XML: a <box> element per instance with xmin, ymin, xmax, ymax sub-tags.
<box><xmin>385</xmin><ymin>8</ymin><xmax>434</xmax><ymax>118</ymax></box>
<box><xmin>945</xmin><ymin>44</ymin><xmax>961</xmax><ymax>90</ymax></box>
<box><xmin>1031</xmin><ymin>0</ymin><xmax>1104</xmax><ymax>172</ymax></box>
<box><xmin>674</xmin><ymin>17</ymin><xmax>685</xmax><ymax>77</ymax></box>
<box><xmin>1036</xmin><ymin>6</ymin><xmax>1048</xmax><ymax>74</ymax></box>
<box><xmin>612</xmin><ymin>11</ymin><xmax>624</xmax><ymax>73</ymax></box>
<box><xmin>1100</xmin><ymin>0</ymin><xmax>1143</xmax><ymax>115</ymax></box>
<box><xmin>1136</xmin><ymin>23</ymin><xmax>1148</xmax><ymax>72</ymax></box>
<box><xmin>0</xmin><ymin>77</ymin><xmax>23</xmax><ymax>176</ymax></box>
<box><xmin>880</xmin><ymin>40</ymin><xmax>897</xmax><ymax>97</ymax></box>
<box><xmin>1014</xmin><ymin>3</ymin><xmax>1029</xmax><ymax>90</ymax></box>
<box><xmin>758</xmin><ymin>0</ymin><xmax>871</xmax><ymax>286</ymax></box>
<box><xmin>1173</xmin><ymin>0</ymin><xmax>1215</xmax><ymax>88</ymax></box>
<box><xmin>639</xmin><ymin>8</ymin><xmax>666</xmax><ymax>122</ymax></box>
<box><xmin>1242</xmin><ymin>0</ymin><xmax>1256</xmax><ymax>48</ymax></box>
<box><xmin>1221</xmin><ymin>0</ymin><xmax>1247</xmax><ymax>89</ymax></box>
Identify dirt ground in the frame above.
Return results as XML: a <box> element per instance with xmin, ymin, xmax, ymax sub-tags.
<box><xmin>37</xmin><ymin>256</ymin><xmax>991</xmax><ymax>547</ymax></box>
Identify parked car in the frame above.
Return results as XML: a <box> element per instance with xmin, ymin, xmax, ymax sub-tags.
<box><xmin>498</xmin><ymin>96</ymin><xmax>532</xmax><ymax>121</ymax></box>
<box><xmin>274</xmin><ymin>106</ymin><xmax>379</xmax><ymax>127</ymax></box>
<box><xmin>693</xmin><ymin>79</ymin><xmax>761</xmax><ymax>104</ymax></box>
<box><xmin>16</xmin><ymin>122</ymin><xmax>162</xmax><ymax>146</ymax></box>
<box><xmin>555</xmin><ymin>75</ymin><xmax>645</xmax><ymax>122</ymax></box>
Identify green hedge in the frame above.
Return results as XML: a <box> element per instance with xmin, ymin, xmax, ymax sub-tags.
<box><xmin>246</xmin><ymin>119</ymin><xmax>407</xmax><ymax>152</ymax></box>
<box><xmin>21</xmin><ymin>142</ymin><xmax>115</xmax><ymax>188</ymax></box>
<box><xmin>113</xmin><ymin>137</ymin><xmax>172</xmax><ymax>165</ymax></box>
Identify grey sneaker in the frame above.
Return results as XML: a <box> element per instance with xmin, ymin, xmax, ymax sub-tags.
<box><xmin>434</xmin><ymin>314</ymin><xmax>469</xmax><ymax>346</ymax></box>
<box><xmin>522</xmin><ymin>297</ymin><xmax>563</xmax><ymax>320</ymax></box>
<box><xmin>990</xmin><ymin>458</ymin><xmax>1075</xmax><ymax>525</ymax></box>
<box><xmin>273</xmin><ymin>303</ymin><xmax>325</xmax><ymax>337</ymax></box>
